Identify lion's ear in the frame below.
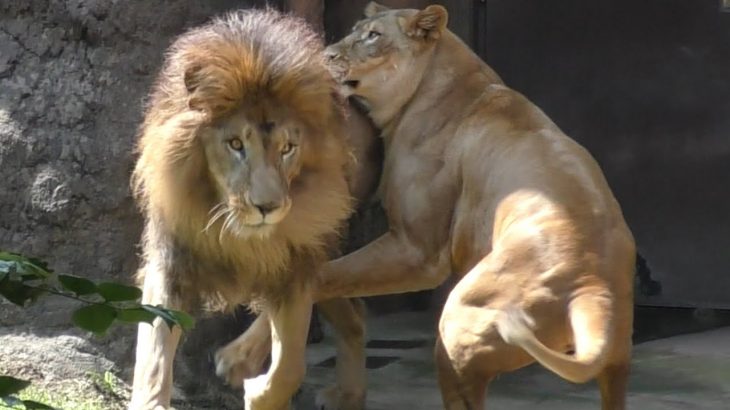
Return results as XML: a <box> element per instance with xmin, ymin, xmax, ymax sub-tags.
<box><xmin>183</xmin><ymin>64</ymin><xmax>206</xmax><ymax>111</ymax></box>
<box><xmin>184</xmin><ymin>64</ymin><xmax>203</xmax><ymax>93</ymax></box>
<box><xmin>406</xmin><ymin>5</ymin><xmax>448</xmax><ymax>40</ymax></box>
<box><xmin>364</xmin><ymin>1</ymin><xmax>389</xmax><ymax>18</ymax></box>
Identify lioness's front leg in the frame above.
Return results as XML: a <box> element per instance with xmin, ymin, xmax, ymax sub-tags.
<box><xmin>244</xmin><ymin>287</ymin><xmax>313</xmax><ymax>410</ymax></box>
<box><xmin>129</xmin><ymin>266</ymin><xmax>184</xmax><ymax>410</ymax></box>
<box><xmin>318</xmin><ymin>231</ymin><xmax>446</xmax><ymax>300</ymax></box>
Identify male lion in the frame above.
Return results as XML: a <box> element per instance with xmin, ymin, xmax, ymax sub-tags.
<box><xmin>230</xmin><ymin>2</ymin><xmax>636</xmax><ymax>409</ymax></box>
<box><xmin>128</xmin><ymin>9</ymin><xmax>377</xmax><ymax>410</ymax></box>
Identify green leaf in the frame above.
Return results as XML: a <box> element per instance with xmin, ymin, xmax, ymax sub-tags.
<box><xmin>0</xmin><ymin>260</ymin><xmax>20</xmax><ymax>281</ymax></box>
<box><xmin>57</xmin><ymin>275</ymin><xmax>97</xmax><ymax>296</ymax></box>
<box><xmin>1</xmin><ymin>395</ymin><xmax>23</xmax><ymax>406</ymax></box>
<box><xmin>71</xmin><ymin>304</ymin><xmax>117</xmax><ymax>335</ymax></box>
<box><xmin>24</xmin><ymin>256</ymin><xmax>52</xmax><ymax>273</ymax></box>
<box><xmin>0</xmin><ymin>375</ymin><xmax>30</xmax><ymax>396</ymax></box>
<box><xmin>22</xmin><ymin>400</ymin><xmax>56</xmax><ymax>409</ymax></box>
<box><xmin>116</xmin><ymin>307</ymin><xmax>157</xmax><ymax>325</ymax></box>
<box><xmin>0</xmin><ymin>260</ymin><xmax>15</xmax><ymax>274</ymax></box>
<box><xmin>0</xmin><ymin>280</ymin><xmax>46</xmax><ymax>307</ymax></box>
<box><xmin>0</xmin><ymin>252</ymin><xmax>51</xmax><ymax>279</ymax></box>
<box><xmin>96</xmin><ymin>282</ymin><xmax>142</xmax><ymax>302</ymax></box>
<box><xmin>140</xmin><ymin>305</ymin><xmax>176</xmax><ymax>329</ymax></box>
<box><xmin>0</xmin><ymin>261</ymin><xmax>12</xmax><ymax>282</ymax></box>
<box><xmin>167</xmin><ymin>309</ymin><xmax>195</xmax><ymax>331</ymax></box>
<box><xmin>141</xmin><ymin>305</ymin><xmax>195</xmax><ymax>331</ymax></box>
<box><xmin>0</xmin><ymin>251</ymin><xmax>26</xmax><ymax>262</ymax></box>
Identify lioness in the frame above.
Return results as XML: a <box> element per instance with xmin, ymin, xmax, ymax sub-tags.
<box><xmin>128</xmin><ymin>9</ymin><xmax>378</xmax><ymax>410</ymax></box>
<box><xmin>228</xmin><ymin>2</ymin><xmax>635</xmax><ymax>409</ymax></box>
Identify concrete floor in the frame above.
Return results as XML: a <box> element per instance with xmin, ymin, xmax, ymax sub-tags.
<box><xmin>297</xmin><ymin>311</ymin><xmax>730</xmax><ymax>409</ymax></box>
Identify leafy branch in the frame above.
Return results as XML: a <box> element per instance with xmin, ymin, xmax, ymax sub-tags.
<box><xmin>0</xmin><ymin>251</ymin><xmax>195</xmax><ymax>409</ymax></box>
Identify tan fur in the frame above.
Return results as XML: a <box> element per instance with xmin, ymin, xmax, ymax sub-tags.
<box><xmin>128</xmin><ymin>9</ymin><xmax>358</xmax><ymax>410</ymax></box>
<box><xmin>233</xmin><ymin>3</ymin><xmax>635</xmax><ymax>410</ymax></box>
<box><xmin>324</xmin><ymin>3</ymin><xmax>636</xmax><ymax>409</ymax></box>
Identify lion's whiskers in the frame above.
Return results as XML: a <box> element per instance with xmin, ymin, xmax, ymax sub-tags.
<box><xmin>203</xmin><ymin>203</ymin><xmax>230</xmax><ymax>233</ymax></box>
<box><xmin>209</xmin><ymin>202</ymin><xmax>226</xmax><ymax>215</ymax></box>
<box><xmin>219</xmin><ymin>210</ymin><xmax>238</xmax><ymax>244</ymax></box>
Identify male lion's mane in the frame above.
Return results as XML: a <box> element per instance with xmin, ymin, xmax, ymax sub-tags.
<box><xmin>131</xmin><ymin>9</ymin><xmax>353</xmax><ymax>310</ymax></box>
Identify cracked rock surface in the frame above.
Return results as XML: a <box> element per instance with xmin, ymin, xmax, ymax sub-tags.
<box><xmin>0</xmin><ymin>1</ymin><xmax>262</xmax><ymax>408</ymax></box>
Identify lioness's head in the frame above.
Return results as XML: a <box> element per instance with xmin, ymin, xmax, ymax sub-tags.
<box><xmin>325</xmin><ymin>2</ymin><xmax>448</xmax><ymax>126</ymax></box>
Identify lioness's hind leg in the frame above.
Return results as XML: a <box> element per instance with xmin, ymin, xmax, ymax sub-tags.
<box><xmin>597</xmin><ymin>300</ymin><xmax>633</xmax><ymax>410</ymax></box>
<box><xmin>315</xmin><ymin>298</ymin><xmax>367</xmax><ymax>410</ymax></box>
<box><xmin>597</xmin><ymin>362</ymin><xmax>630</xmax><ymax>410</ymax></box>
<box><xmin>435</xmin><ymin>336</ymin><xmax>490</xmax><ymax>410</ymax></box>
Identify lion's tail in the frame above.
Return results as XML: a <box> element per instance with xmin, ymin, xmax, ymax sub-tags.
<box><xmin>496</xmin><ymin>291</ymin><xmax>614</xmax><ymax>383</ymax></box>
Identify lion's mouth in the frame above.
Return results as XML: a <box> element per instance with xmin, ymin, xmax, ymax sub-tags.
<box><xmin>206</xmin><ymin>203</ymin><xmax>285</xmax><ymax>240</ymax></box>
<box><xmin>343</xmin><ymin>79</ymin><xmax>360</xmax><ymax>89</ymax></box>
<box><xmin>349</xmin><ymin>95</ymin><xmax>371</xmax><ymax>113</ymax></box>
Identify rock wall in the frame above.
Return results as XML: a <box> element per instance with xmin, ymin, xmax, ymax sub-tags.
<box><xmin>0</xmin><ymin>1</ymin><xmax>269</xmax><ymax>407</ymax></box>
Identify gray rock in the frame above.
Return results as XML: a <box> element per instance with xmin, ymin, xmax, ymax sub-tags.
<box><xmin>0</xmin><ymin>1</ymin><xmax>273</xmax><ymax>408</ymax></box>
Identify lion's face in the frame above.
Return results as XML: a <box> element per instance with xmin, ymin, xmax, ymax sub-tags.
<box><xmin>198</xmin><ymin>105</ymin><xmax>311</xmax><ymax>238</ymax></box>
<box><xmin>325</xmin><ymin>2</ymin><xmax>447</xmax><ymax>125</ymax></box>
<box><xmin>135</xmin><ymin>8</ymin><xmax>354</xmax><ymax>255</ymax></box>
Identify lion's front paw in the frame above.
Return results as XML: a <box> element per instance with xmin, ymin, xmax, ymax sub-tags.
<box><xmin>315</xmin><ymin>384</ymin><xmax>365</xmax><ymax>410</ymax></box>
<box><xmin>495</xmin><ymin>306</ymin><xmax>536</xmax><ymax>346</ymax></box>
<box><xmin>215</xmin><ymin>336</ymin><xmax>270</xmax><ymax>387</ymax></box>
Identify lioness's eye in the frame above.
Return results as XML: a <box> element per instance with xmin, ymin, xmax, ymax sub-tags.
<box><xmin>366</xmin><ymin>30</ymin><xmax>381</xmax><ymax>41</ymax></box>
<box><xmin>281</xmin><ymin>142</ymin><xmax>296</xmax><ymax>156</ymax></box>
<box><xmin>228</xmin><ymin>138</ymin><xmax>244</xmax><ymax>151</ymax></box>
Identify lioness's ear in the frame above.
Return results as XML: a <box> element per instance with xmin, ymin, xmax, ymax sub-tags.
<box><xmin>364</xmin><ymin>1</ymin><xmax>389</xmax><ymax>18</ymax></box>
<box><xmin>406</xmin><ymin>5</ymin><xmax>448</xmax><ymax>40</ymax></box>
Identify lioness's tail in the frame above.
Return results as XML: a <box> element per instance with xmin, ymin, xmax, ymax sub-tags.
<box><xmin>496</xmin><ymin>292</ymin><xmax>613</xmax><ymax>383</ymax></box>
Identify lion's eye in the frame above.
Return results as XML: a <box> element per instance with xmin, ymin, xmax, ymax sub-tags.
<box><xmin>281</xmin><ymin>142</ymin><xmax>296</xmax><ymax>156</ymax></box>
<box><xmin>366</xmin><ymin>30</ymin><xmax>381</xmax><ymax>41</ymax></box>
<box><xmin>228</xmin><ymin>138</ymin><xmax>244</xmax><ymax>151</ymax></box>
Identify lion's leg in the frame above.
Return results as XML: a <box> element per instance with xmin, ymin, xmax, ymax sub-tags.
<box><xmin>317</xmin><ymin>232</ymin><xmax>445</xmax><ymax>300</ymax></box>
<box><xmin>315</xmin><ymin>298</ymin><xmax>367</xmax><ymax>410</ymax></box>
<box><xmin>244</xmin><ymin>288</ymin><xmax>313</xmax><ymax>410</ymax></box>
<box><xmin>215</xmin><ymin>312</ymin><xmax>272</xmax><ymax>386</ymax></box>
<box><xmin>129</xmin><ymin>267</ymin><xmax>184</xmax><ymax>410</ymax></box>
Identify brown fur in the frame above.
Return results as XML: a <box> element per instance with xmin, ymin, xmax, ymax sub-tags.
<box><xmin>226</xmin><ymin>3</ymin><xmax>636</xmax><ymax>410</ymax></box>
<box><xmin>321</xmin><ymin>4</ymin><xmax>636</xmax><ymax>409</ymax></box>
<box><xmin>131</xmin><ymin>9</ymin><xmax>352</xmax><ymax>309</ymax></box>
<box><xmin>129</xmin><ymin>9</ymin><xmax>360</xmax><ymax>410</ymax></box>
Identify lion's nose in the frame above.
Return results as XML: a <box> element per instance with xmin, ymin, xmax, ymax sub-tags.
<box><xmin>254</xmin><ymin>201</ymin><xmax>281</xmax><ymax>216</ymax></box>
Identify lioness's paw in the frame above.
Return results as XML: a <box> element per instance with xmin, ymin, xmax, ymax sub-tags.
<box><xmin>214</xmin><ymin>338</ymin><xmax>269</xmax><ymax>387</ymax></box>
<box><xmin>495</xmin><ymin>307</ymin><xmax>536</xmax><ymax>346</ymax></box>
<box><xmin>315</xmin><ymin>384</ymin><xmax>365</xmax><ymax>410</ymax></box>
